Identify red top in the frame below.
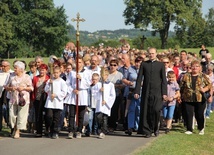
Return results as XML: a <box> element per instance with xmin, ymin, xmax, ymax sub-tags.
<box><xmin>31</xmin><ymin>75</ymin><xmax>50</xmax><ymax>101</ymax></box>
<box><xmin>173</xmin><ymin>66</ymin><xmax>179</xmax><ymax>80</ymax></box>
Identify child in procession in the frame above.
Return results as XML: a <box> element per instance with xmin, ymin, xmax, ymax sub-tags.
<box><xmin>95</xmin><ymin>69</ymin><xmax>116</xmax><ymax>139</ymax></box>
<box><xmin>163</xmin><ymin>71</ymin><xmax>180</xmax><ymax>134</ymax></box>
<box><xmin>44</xmin><ymin>66</ymin><xmax>67</xmax><ymax>139</ymax></box>
<box><xmin>85</xmin><ymin>73</ymin><xmax>100</xmax><ymax>136</ymax></box>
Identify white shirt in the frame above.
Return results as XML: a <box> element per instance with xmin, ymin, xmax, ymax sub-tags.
<box><xmin>44</xmin><ymin>78</ymin><xmax>67</xmax><ymax>110</ymax></box>
<box><xmin>95</xmin><ymin>81</ymin><xmax>116</xmax><ymax>116</ymax></box>
<box><xmin>67</xmin><ymin>69</ymin><xmax>92</xmax><ymax>106</ymax></box>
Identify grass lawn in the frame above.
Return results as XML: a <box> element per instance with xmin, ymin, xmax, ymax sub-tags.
<box><xmin>134</xmin><ymin>112</ymin><xmax>214</xmax><ymax>155</ymax></box>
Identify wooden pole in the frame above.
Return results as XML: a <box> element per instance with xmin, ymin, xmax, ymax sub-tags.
<box><xmin>100</xmin><ymin>67</ymin><xmax>105</xmax><ymax>102</ymax></box>
<box><xmin>72</xmin><ymin>13</ymin><xmax>85</xmax><ymax>126</ymax></box>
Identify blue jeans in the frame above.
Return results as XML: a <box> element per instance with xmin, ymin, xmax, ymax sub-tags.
<box><xmin>163</xmin><ymin>105</ymin><xmax>176</xmax><ymax>119</ymax></box>
<box><xmin>205</xmin><ymin>97</ymin><xmax>214</xmax><ymax>117</ymax></box>
<box><xmin>86</xmin><ymin>108</ymin><xmax>98</xmax><ymax>134</ymax></box>
<box><xmin>211</xmin><ymin>97</ymin><xmax>214</xmax><ymax>111</ymax></box>
<box><xmin>128</xmin><ymin>98</ymin><xmax>140</xmax><ymax>130</ymax></box>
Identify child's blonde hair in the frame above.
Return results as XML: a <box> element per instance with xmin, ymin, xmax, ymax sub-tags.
<box><xmin>92</xmin><ymin>73</ymin><xmax>100</xmax><ymax>79</ymax></box>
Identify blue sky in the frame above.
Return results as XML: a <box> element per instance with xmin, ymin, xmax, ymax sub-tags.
<box><xmin>53</xmin><ymin>0</ymin><xmax>214</xmax><ymax>32</ymax></box>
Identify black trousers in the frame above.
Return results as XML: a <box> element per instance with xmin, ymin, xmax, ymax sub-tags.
<box><xmin>185</xmin><ymin>102</ymin><xmax>206</xmax><ymax>132</ymax></box>
<box><xmin>0</xmin><ymin>90</ymin><xmax>9</xmax><ymax>131</ymax></box>
<box><xmin>96</xmin><ymin>112</ymin><xmax>108</xmax><ymax>134</ymax></box>
<box><xmin>46</xmin><ymin>109</ymin><xmax>62</xmax><ymax>134</ymax></box>
<box><xmin>108</xmin><ymin>96</ymin><xmax>121</xmax><ymax>129</ymax></box>
<box><xmin>140</xmin><ymin>95</ymin><xmax>162</xmax><ymax>135</ymax></box>
<box><xmin>68</xmin><ymin>105</ymin><xmax>85</xmax><ymax>133</ymax></box>
<box><xmin>34</xmin><ymin>100</ymin><xmax>44</xmax><ymax>134</ymax></box>
<box><xmin>0</xmin><ymin>100</ymin><xmax>2</xmax><ymax>131</ymax></box>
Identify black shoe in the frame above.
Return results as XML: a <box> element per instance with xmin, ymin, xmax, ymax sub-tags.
<box><xmin>145</xmin><ymin>134</ymin><xmax>152</xmax><ymax>138</ymax></box>
<box><xmin>35</xmin><ymin>133</ymin><xmax>43</xmax><ymax>137</ymax></box>
<box><xmin>154</xmin><ymin>132</ymin><xmax>159</xmax><ymax>137</ymax></box>
<box><xmin>125</xmin><ymin>129</ymin><xmax>132</xmax><ymax>136</ymax></box>
<box><xmin>52</xmin><ymin>133</ymin><xmax>59</xmax><ymax>139</ymax></box>
<box><xmin>85</xmin><ymin>132</ymin><xmax>91</xmax><ymax>137</ymax></box>
<box><xmin>9</xmin><ymin>128</ymin><xmax>14</xmax><ymax>137</ymax></box>
<box><xmin>165</xmin><ymin>128</ymin><xmax>170</xmax><ymax>134</ymax></box>
<box><xmin>154</xmin><ymin>130</ymin><xmax>159</xmax><ymax>137</ymax></box>
<box><xmin>46</xmin><ymin>132</ymin><xmax>52</xmax><ymax>138</ymax></box>
<box><xmin>92</xmin><ymin>131</ymin><xmax>98</xmax><ymax>135</ymax></box>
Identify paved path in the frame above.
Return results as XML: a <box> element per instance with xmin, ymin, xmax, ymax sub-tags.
<box><xmin>0</xmin><ymin>131</ymin><xmax>157</xmax><ymax>155</ymax></box>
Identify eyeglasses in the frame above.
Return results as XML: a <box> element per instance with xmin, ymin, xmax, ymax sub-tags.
<box><xmin>110</xmin><ymin>64</ymin><xmax>117</xmax><ymax>67</ymax></box>
<box><xmin>191</xmin><ymin>66</ymin><xmax>200</xmax><ymax>68</ymax></box>
<box><xmin>2</xmin><ymin>65</ymin><xmax>8</xmax><ymax>67</ymax></box>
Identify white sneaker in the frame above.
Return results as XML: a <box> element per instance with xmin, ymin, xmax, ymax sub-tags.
<box><xmin>99</xmin><ymin>132</ymin><xmax>105</xmax><ymax>139</ymax></box>
<box><xmin>206</xmin><ymin>116</ymin><xmax>210</xmax><ymax>119</ymax></box>
<box><xmin>185</xmin><ymin>131</ymin><xmax>193</xmax><ymax>135</ymax></box>
<box><xmin>68</xmin><ymin>132</ymin><xmax>73</xmax><ymax>139</ymax></box>
<box><xmin>76</xmin><ymin>132</ymin><xmax>82</xmax><ymax>139</ymax></box>
<box><xmin>199</xmin><ymin>129</ymin><xmax>204</xmax><ymax>135</ymax></box>
<box><xmin>210</xmin><ymin>110</ymin><xmax>213</xmax><ymax>113</ymax></box>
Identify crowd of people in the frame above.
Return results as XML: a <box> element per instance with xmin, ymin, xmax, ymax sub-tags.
<box><xmin>0</xmin><ymin>43</ymin><xmax>213</xmax><ymax>140</ymax></box>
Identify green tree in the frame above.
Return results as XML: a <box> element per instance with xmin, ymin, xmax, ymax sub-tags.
<box><xmin>0</xmin><ymin>1</ymin><xmax>14</xmax><ymax>58</ymax></box>
<box><xmin>185</xmin><ymin>9</ymin><xmax>206</xmax><ymax>48</ymax></box>
<box><xmin>0</xmin><ymin>0</ymin><xmax>69</xmax><ymax>58</ymax></box>
<box><xmin>204</xmin><ymin>8</ymin><xmax>214</xmax><ymax>47</ymax></box>
<box><xmin>123</xmin><ymin>0</ymin><xmax>203</xmax><ymax>49</ymax></box>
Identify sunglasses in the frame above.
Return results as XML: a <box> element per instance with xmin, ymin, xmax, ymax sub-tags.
<box><xmin>110</xmin><ymin>64</ymin><xmax>117</xmax><ymax>67</ymax></box>
<box><xmin>163</xmin><ymin>62</ymin><xmax>169</xmax><ymax>64</ymax></box>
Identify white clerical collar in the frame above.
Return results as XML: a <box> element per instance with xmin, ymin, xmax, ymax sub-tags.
<box><xmin>150</xmin><ymin>59</ymin><xmax>157</xmax><ymax>62</ymax></box>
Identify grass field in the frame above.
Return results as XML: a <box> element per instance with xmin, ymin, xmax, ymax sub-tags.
<box><xmin>133</xmin><ymin>113</ymin><xmax>214</xmax><ymax>155</ymax></box>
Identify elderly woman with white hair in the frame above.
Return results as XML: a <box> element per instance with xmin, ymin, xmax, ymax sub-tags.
<box><xmin>6</xmin><ymin>61</ymin><xmax>33</xmax><ymax>139</ymax></box>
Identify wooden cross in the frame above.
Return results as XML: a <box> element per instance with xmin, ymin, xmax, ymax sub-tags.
<box><xmin>71</xmin><ymin>12</ymin><xmax>85</xmax><ymax>42</ymax></box>
<box><xmin>71</xmin><ymin>13</ymin><xmax>85</xmax><ymax>126</ymax></box>
<box><xmin>140</xmin><ymin>35</ymin><xmax>147</xmax><ymax>49</ymax></box>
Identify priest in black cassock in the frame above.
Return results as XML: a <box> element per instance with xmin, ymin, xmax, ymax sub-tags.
<box><xmin>134</xmin><ymin>47</ymin><xmax>167</xmax><ymax>138</ymax></box>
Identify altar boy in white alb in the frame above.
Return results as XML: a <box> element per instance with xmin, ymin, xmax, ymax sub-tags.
<box><xmin>66</xmin><ymin>56</ymin><xmax>92</xmax><ymax>139</ymax></box>
<box><xmin>95</xmin><ymin>69</ymin><xmax>116</xmax><ymax>139</ymax></box>
<box><xmin>44</xmin><ymin>67</ymin><xmax>67</xmax><ymax>139</ymax></box>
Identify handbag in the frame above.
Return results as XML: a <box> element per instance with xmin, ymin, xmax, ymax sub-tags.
<box><xmin>201</xmin><ymin>74</ymin><xmax>211</xmax><ymax>102</ymax></box>
<box><xmin>202</xmin><ymin>91</ymin><xmax>211</xmax><ymax>102</ymax></box>
<box><xmin>18</xmin><ymin>92</ymin><xmax>26</xmax><ymax>107</ymax></box>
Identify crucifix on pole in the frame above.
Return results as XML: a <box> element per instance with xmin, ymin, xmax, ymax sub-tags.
<box><xmin>140</xmin><ymin>35</ymin><xmax>147</xmax><ymax>50</ymax></box>
<box><xmin>71</xmin><ymin>12</ymin><xmax>85</xmax><ymax>126</ymax></box>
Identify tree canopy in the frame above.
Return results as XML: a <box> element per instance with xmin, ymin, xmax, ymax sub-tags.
<box><xmin>123</xmin><ymin>0</ymin><xmax>203</xmax><ymax>49</ymax></box>
<box><xmin>0</xmin><ymin>0</ymin><xmax>69</xmax><ymax>58</ymax></box>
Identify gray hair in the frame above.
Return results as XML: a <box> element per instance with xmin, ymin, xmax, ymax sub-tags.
<box><xmin>14</xmin><ymin>61</ymin><xmax>25</xmax><ymax>71</ymax></box>
<box><xmin>2</xmin><ymin>60</ymin><xmax>10</xmax><ymax>66</ymax></box>
<box><xmin>207</xmin><ymin>64</ymin><xmax>214</xmax><ymax>70</ymax></box>
<box><xmin>35</xmin><ymin>56</ymin><xmax>43</xmax><ymax>62</ymax></box>
<box><xmin>206</xmin><ymin>53</ymin><xmax>212</xmax><ymax>59</ymax></box>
